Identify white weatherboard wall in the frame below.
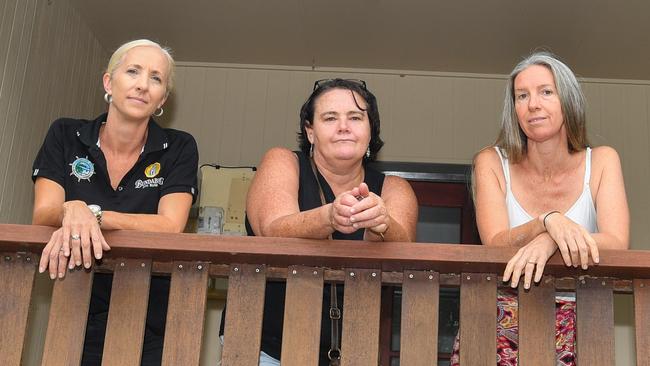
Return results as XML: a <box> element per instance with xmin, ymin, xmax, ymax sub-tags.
<box><xmin>0</xmin><ymin>0</ymin><xmax>107</xmax><ymax>225</ymax></box>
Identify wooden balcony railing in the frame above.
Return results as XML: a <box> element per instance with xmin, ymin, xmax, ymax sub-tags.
<box><xmin>1</xmin><ymin>223</ymin><xmax>649</xmax><ymax>366</ymax></box>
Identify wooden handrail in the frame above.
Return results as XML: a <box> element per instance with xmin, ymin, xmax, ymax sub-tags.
<box><xmin>1</xmin><ymin>223</ymin><xmax>649</xmax><ymax>278</ymax></box>
<box><xmin>1</xmin><ymin>223</ymin><xmax>650</xmax><ymax>366</ymax></box>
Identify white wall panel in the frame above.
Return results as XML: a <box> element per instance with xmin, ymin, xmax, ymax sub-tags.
<box><xmin>619</xmin><ymin>85</ymin><xmax>650</xmax><ymax>250</ymax></box>
<box><xmin>0</xmin><ymin>0</ymin><xmax>106</xmax><ymax>223</ymax></box>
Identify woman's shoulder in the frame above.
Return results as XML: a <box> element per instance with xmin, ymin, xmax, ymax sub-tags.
<box><xmin>590</xmin><ymin>145</ymin><xmax>622</xmax><ymax>171</ymax></box>
<box><xmin>474</xmin><ymin>146</ymin><xmax>502</xmax><ymax>169</ymax></box>
<box><xmin>262</xmin><ymin>147</ymin><xmax>299</xmax><ymax>161</ymax></box>
<box><xmin>590</xmin><ymin>145</ymin><xmax>620</xmax><ymax>160</ymax></box>
<box><xmin>164</xmin><ymin>127</ymin><xmax>194</xmax><ymax>140</ymax></box>
<box><xmin>258</xmin><ymin>147</ymin><xmax>300</xmax><ymax>171</ymax></box>
<box><xmin>473</xmin><ymin>146</ymin><xmax>508</xmax><ymax>192</ymax></box>
<box><xmin>43</xmin><ymin>116</ymin><xmax>97</xmax><ymax>141</ymax></box>
<box><xmin>382</xmin><ymin>175</ymin><xmax>413</xmax><ymax>195</ymax></box>
<box><xmin>49</xmin><ymin>116</ymin><xmax>94</xmax><ymax>130</ymax></box>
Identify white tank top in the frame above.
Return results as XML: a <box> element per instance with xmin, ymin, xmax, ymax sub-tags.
<box><xmin>494</xmin><ymin>146</ymin><xmax>598</xmax><ymax>233</ymax></box>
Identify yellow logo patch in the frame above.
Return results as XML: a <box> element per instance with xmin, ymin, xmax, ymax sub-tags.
<box><xmin>144</xmin><ymin>162</ymin><xmax>161</xmax><ymax>178</ymax></box>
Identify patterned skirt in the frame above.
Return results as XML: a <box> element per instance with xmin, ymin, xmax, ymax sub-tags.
<box><xmin>450</xmin><ymin>288</ymin><xmax>576</xmax><ymax>366</ymax></box>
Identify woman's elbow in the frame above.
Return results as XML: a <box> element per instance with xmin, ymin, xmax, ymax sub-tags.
<box><xmin>170</xmin><ymin>221</ymin><xmax>187</xmax><ymax>233</ymax></box>
<box><xmin>32</xmin><ymin>208</ymin><xmax>58</xmax><ymax>226</ymax></box>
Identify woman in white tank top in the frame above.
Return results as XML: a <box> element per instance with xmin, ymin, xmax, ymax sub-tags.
<box><xmin>452</xmin><ymin>53</ymin><xmax>629</xmax><ymax>366</ymax></box>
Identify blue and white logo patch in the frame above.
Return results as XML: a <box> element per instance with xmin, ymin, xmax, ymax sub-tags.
<box><xmin>69</xmin><ymin>156</ymin><xmax>95</xmax><ymax>182</ymax></box>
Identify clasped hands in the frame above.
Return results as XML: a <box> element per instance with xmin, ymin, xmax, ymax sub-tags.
<box><xmin>504</xmin><ymin>212</ymin><xmax>599</xmax><ymax>289</ymax></box>
<box><xmin>39</xmin><ymin>200</ymin><xmax>110</xmax><ymax>279</ymax></box>
<box><xmin>329</xmin><ymin>182</ymin><xmax>388</xmax><ymax>236</ymax></box>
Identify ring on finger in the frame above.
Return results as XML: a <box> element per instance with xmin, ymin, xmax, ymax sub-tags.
<box><xmin>71</xmin><ymin>234</ymin><xmax>81</xmax><ymax>240</ymax></box>
<box><xmin>527</xmin><ymin>260</ymin><xmax>536</xmax><ymax>264</ymax></box>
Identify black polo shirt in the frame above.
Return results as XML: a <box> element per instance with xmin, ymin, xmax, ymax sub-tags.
<box><xmin>32</xmin><ymin>112</ymin><xmax>198</xmax><ymax>211</ymax></box>
<box><xmin>32</xmin><ymin>113</ymin><xmax>198</xmax><ymax>365</ymax></box>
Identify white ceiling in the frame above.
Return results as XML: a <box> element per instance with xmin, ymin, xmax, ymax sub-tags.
<box><xmin>69</xmin><ymin>0</ymin><xmax>650</xmax><ymax>80</ymax></box>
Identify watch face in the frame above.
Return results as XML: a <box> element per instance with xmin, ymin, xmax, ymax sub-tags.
<box><xmin>88</xmin><ymin>204</ymin><xmax>101</xmax><ymax>214</ymax></box>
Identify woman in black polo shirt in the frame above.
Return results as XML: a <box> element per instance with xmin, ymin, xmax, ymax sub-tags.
<box><xmin>32</xmin><ymin>39</ymin><xmax>198</xmax><ymax>365</ymax></box>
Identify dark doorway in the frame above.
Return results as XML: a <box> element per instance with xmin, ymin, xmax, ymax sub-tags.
<box><xmin>369</xmin><ymin>161</ymin><xmax>479</xmax><ymax>365</ymax></box>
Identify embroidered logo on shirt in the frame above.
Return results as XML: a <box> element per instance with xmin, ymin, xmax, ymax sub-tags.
<box><xmin>69</xmin><ymin>156</ymin><xmax>95</xmax><ymax>182</ymax></box>
<box><xmin>144</xmin><ymin>162</ymin><xmax>161</xmax><ymax>178</ymax></box>
<box><xmin>135</xmin><ymin>177</ymin><xmax>164</xmax><ymax>189</ymax></box>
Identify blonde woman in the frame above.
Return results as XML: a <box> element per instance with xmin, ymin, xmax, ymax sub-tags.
<box><xmin>32</xmin><ymin>39</ymin><xmax>198</xmax><ymax>365</ymax></box>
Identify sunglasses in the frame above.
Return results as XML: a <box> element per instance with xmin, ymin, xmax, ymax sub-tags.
<box><xmin>313</xmin><ymin>78</ymin><xmax>367</xmax><ymax>91</ymax></box>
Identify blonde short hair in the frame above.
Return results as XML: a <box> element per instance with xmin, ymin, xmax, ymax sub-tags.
<box><xmin>105</xmin><ymin>39</ymin><xmax>175</xmax><ymax>95</ymax></box>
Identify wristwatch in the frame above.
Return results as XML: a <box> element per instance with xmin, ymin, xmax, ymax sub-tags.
<box><xmin>87</xmin><ymin>204</ymin><xmax>103</xmax><ymax>226</ymax></box>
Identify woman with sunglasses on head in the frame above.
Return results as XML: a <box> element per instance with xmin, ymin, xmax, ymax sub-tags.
<box><xmin>451</xmin><ymin>52</ymin><xmax>629</xmax><ymax>365</ymax></box>
<box><xmin>242</xmin><ymin>78</ymin><xmax>417</xmax><ymax>365</ymax></box>
<box><xmin>32</xmin><ymin>39</ymin><xmax>198</xmax><ymax>365</ymax></box>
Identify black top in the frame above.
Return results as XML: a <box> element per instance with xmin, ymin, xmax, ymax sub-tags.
<box><xmin>32</xmin><ymin>113</ymin><xmax>199</xmax><ymax>365</ymax></box>
<box><xmin>249</xmin><ymin>150</ymin><xmax>385</xmax><ymax>365</ymax></box>
<box><xmin>32</xmin><ymin>113</ymin><xmax>198</xmax><ymax>210</ymax></box>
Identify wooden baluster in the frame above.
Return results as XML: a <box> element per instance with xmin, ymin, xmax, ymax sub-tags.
<box><xmin>459</xmin><ymin>273</ymin><xmax>497</xmax><ymax>366</ymax></box>
<box><xmin>634</xmin><ymin>279</ymin><xmax>650</xmax><ymax>366</ymax></box>
<box><xmin>101</xmin><ymin>259</ymin><xmax>152</xmax><ymax>366</ymax></box>
<box><xmin>41</xmin><ymin>268</ymin><xmax>94</xmax><ymax>366</ymax></box>
<box><xmin>518</xmin><ymin>276</ymin><xmax>556</xmax><ymax>366</ymax></box>
<box><xmin>280</xmin><ymin>265</ymin><xmax>324</xmax><ymax>366</ymax></box>
<box><xmin>340</xmin><ymin>268</ymin><xmax>381</xmax><ymax>366</ymax></box>
<box><xmin>576</xmin><ymin>277</ymin><xmax>614</xmax><ymax>365</ymax></box>
<box><xmin>400</xmin><ymin>270</ymin><xmax>439</xmax><ymax>366</ymax></box>
<box><xmin>220</xmin><ymin>264</ymin><xmax>266</xmax><ymax>366</ymax></box>
<box><xmin>161</xmin><ymin>261</ymin><xmax>209</xmax><ymax>366</ymax></box>
<box><xmin>0</xmin><ymin>253</ymin><xmax>37</xmax><ymax>366</ymax></box>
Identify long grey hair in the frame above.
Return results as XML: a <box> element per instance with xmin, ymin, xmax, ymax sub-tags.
<box><xmin>495</xmin><ymin>52</ymin><xmax>589</xmax><ymax>163</ymax></box>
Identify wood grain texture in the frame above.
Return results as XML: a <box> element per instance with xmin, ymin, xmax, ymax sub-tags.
<box><xmin>3</xmin><ymin>224</ymin><xmax>650</xmax><ymax>279</ymax></box>
<box><xmin>340</xmin><ymin>268</ymin><xmax>381</xmax><ymax>366</ymax></box>
<box><xmin>399</xmin><ymin>270</ymin><xmax>439</xmax><ymax>366</ymax></box>
<box><xmin>280</xmin><ymin>265</ymin><xmax>324</xmax><ymax>366</ymax></box>
<box><xmin>459</xmin><ymin>273</ymin><xmax>497</xmax><ymax>366</ymax></box>
<box><xmin>161</xmin><ymin>261</ymin><xmax>209</xmax><ymax>366</ymax></box>
<box><xmin>0</xmin><ymin>253</ymin><xmax>37</xmax><ymax>366</ymax></box>
<box><xmin>576</xmin><ymin>277</ymin><xmax>614</xmax><ymax>366</ymax></box>
<box><xmin>634</xmin><ymin>279</ymin><xmax>650</xmax><ymax>366</ymax></box>
<box><xmin>220</xmin><ymin>264</ymin><xmax>266</xmax><ymax>366</ymax></box>
<box><xmin>40</xmin><ymin>268</ymin><xmax>94</xmax><ymax>366</ymax></box>
<box><xmin>518</xmin><ymin>276</ymin><xmax>556</xmax><ymax>366</ymax></box>
<box><xmin>101</xmin><ymin>259</ymin><xmax>152</xmax><ymax>366</ymax></box>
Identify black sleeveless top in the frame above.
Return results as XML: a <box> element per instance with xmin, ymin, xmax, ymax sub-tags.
<box><xmin>249</xmin><ymin>151</ymin><xmax>385</xmax><ymax>365</ymax></box>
